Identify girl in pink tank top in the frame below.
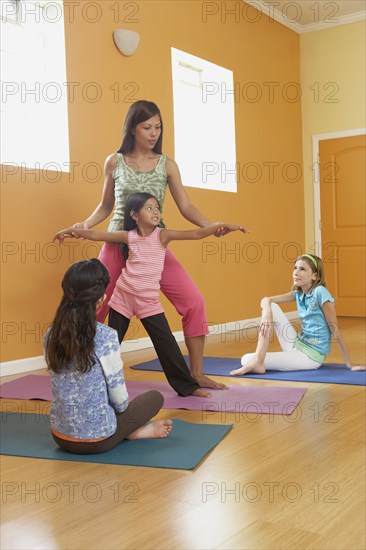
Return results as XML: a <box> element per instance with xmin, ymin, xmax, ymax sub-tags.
<box><xmin>54</xmin><ymin>193</ymin><xmax>246</xmax><ymax>397</ymax></box>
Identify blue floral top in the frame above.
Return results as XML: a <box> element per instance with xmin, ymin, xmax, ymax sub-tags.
<box><xmin>45</xmin><ymin>323</ymin><xmax>129</xmax><ymax>440</ymax></box>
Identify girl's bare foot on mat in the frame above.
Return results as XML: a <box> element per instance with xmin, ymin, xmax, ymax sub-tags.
<box><xmin>230</xmin><ymin>358</ymin><xmax>265</xmax><ymax>376</ymax></box>
<box><xmin>127</xmin><ymin>419</ymin><xmax>173</xmax><ymax>439</ymax></box>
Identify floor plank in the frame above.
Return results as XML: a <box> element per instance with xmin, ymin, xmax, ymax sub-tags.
<box><xmin>1</xmin><ymin>317</ymin><xmax>365</xmax><ymax>549</ymax></box>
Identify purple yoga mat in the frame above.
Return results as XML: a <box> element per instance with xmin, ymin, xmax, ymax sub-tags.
<box><xmin>0</xmin><ymin>375</ymin><xmax>52</xmax><ymax>401</ymax></box>
<box><xmin>126</xmin><ymin>380</ymin><xmax>307</xmax><ymax>414</ymax></box>
<box><xmin>0</xmin><ymin>375</ymin><xmax>307</xmax><ymax>414</ymax></box>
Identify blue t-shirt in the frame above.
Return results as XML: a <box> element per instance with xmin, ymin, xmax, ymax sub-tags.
<box><xmin>293</xmin><ymin>285</ymin><xmax>334</xmax><ymax>356</ymax></box>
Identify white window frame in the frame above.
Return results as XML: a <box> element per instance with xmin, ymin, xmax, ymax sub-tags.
<box><xmin>171</xmin><ymin>48</ymin><xmax>237</xmax><ymax>193</ymax></box>
<box><xmin>0</xmin><ymin>0</ymin><xmax>70</xmax><ymax>172</ymax></box>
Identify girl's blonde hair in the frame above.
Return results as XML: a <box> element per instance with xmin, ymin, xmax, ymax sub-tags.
<box><xmin>293</xmin><ymin>254</ymin><xmax>326</xmax><ymax>292</ymax></box>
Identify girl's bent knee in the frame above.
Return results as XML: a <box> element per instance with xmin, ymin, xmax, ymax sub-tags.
<box><xmin>270</xmin><ymin>302</ymin><xmax>282</xmax><ymax>314</ymax></box>
<box><xmin>146</xmin><ymin>390</ymin><xmax>164</xmax><ymax>407</ymax></box>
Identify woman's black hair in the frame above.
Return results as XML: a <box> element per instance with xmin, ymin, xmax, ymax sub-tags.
<box><xmin>45</xmin><ymin>259</ymin><xmax>110</xmax><ymax>374</ymax></box>
<box><xmin>117</xmin><ymin>100</ymin><xmax>163</xmax><ymax>155</ymax></box>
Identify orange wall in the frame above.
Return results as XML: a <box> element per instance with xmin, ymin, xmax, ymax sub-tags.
<box><xmin>1</xmin><ymin>1</ymin><xmax>303</xmax><ymax>362</ymax></box>
<box><xmin>300</xmin><ymin>21</ymin><xmax>366</xmax><ymax>249</ymax></box>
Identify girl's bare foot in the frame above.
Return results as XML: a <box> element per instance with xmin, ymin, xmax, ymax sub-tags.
<box><xmin>193</xmin><ymin>373</ymin><xmax>229</xmax><ymax>390</ymax></box>
<box><xmin>127</xmin><ymin>419</ymin><xmax>173</xmax><ymax>440</ymax></box>
<box><xmin>230</xmin><ymin>358</ymin><xmax>265</xmax><ymax>376</ymax></box>
<box><xmin>191</xmin><ymin>388</ymin><xmax>212</xmax><ymax>398</ymax></box>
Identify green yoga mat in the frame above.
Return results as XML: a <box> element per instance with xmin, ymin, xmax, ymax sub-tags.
<box><xmin>0</xmin><ymin>412</ymin><xmax>232</xmax><ymax>470</ymax></box>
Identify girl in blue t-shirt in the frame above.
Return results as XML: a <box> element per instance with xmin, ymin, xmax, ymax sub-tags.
<box><xmin>45</xmin><ymin>258</ymin><xmax>172</xmax><ymax>454</ymax></box>
<box><xmin>230</xmin><ymin>254</ymin><xmax>365</xmax><ymax>376</ymax></box>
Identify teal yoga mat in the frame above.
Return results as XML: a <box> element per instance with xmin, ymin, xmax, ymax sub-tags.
<box><xmin>0</xmin><ymin>412</ymin><xmax>232</xmax><ymax>470</ymax></box>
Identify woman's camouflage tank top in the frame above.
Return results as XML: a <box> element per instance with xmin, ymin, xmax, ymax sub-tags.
<box><xmin>108</xmin><ymin>153</ymin><xmax>168</xmax><ymax>231</ymax></box>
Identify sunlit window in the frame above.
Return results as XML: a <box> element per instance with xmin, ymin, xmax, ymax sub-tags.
<box><xmin>171</xmin><ymin>47</ymin><xmax>237</xmax><ymax>193</ymax></box>
<box><xmin>0</xmin><ymin>0</ymin><xmax>69</xmax><ymax>171</ymax></box>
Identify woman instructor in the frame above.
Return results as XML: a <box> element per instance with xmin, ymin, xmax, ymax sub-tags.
<box><xmin>73</xmin><ymin>100</ymin><xmax>248</xmax><ymax>390</ymax></box>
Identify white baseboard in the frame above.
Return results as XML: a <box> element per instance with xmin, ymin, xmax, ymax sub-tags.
<box><xmin>0</xmin><ymin>355</ymin><xmax>48</xmax><ymax>378</ymax></box>
<box><xmin>0</xmin><ymin>312</ymin><xmax>299</xmax><ymax>377</ymax></box>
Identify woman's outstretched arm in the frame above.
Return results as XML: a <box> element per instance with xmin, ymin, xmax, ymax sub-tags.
<box><xmin>73</xmin><ymin>154</ymin><xmax>117</xmax><ymax>229</ymax></box>
<box><xmin>160</xmin><ymin>223</ymin><xmax>247</xmax><ymax>247</ymax></box>
<box><xmin>166</xmin><ymin>158</ymin><xmax>213</xmax><ymax>227</ymax></box>
<box><xmin>166</xmin><ymin>158</ymin><xmax>250</xmax><ymax>235</ymax></box>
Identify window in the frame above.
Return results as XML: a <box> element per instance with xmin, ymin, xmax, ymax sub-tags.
<box><xmin>0</xmin><ymin>0</ymin><xmax>69</xmax><ymax>171</ymax></box>
<box><xmin>171</xmin><ymin>48</ymin><xmax>237</xmax><ymax>193</ymax></box>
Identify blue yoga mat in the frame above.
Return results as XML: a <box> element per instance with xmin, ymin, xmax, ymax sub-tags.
<box><xmin>0</xmin><ymin>412</ymin><xmax>232</xmax><ymax>470</ymax></box>
<box><xmin>130</xmin><ymin>356</ymin><xmax>366</xmax><ymax>386</ymax></box>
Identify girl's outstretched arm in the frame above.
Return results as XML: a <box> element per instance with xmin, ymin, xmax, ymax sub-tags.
<box><xmin>53</xmin><ymin>227</ymin><xmax>128</xmax><ymax>245</ymax></box>
<box><xmin>322</xmin><ymin>301</ymin><xmax>365</xmax><ymax>370</ymax></box>
<box><xmin>160</xmin><ymin>223</ymin><xmax>246</xmax><ymax>247</ymax></box>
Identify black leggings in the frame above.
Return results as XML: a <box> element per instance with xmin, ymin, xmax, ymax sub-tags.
<box><xmin>51</xmin><ymin>390</ymin><xmax>163</xmax><ymax>454</ymax></box>
<box><xmin>108</xmin><ymin>309</ymin><xmax>200</xmax><ymax>397</ymax></box>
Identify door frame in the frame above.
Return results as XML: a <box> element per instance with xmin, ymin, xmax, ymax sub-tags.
<box><xmin>312</xmin><ymin>127</ymin><xmax>366</xmax><ymax>255</ymax></box>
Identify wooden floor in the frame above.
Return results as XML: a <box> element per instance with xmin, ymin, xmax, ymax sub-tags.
<box><xmin>1</xmin><ymin>317</ymin><xmax>365</xmax><ymax>550</ymax></box>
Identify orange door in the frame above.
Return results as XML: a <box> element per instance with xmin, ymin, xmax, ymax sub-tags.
<box><xmin>319</xmin><ymin>134</ymin><xmax>366</xmax><ymax>316</ymax></box>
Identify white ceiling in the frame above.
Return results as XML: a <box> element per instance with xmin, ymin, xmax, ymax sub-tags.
<box><xmin>245</xmin><ymin>0</ymin><xmax>366</xmax><ymax>33</ymax></box>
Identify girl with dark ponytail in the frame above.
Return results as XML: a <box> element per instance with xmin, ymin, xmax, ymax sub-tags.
<box><xmin>45</xmin><ymin>259</ymin><xmax>171</xmax><ymax>455</ymax></box>
<box><xmin>46</xmin><ymin>258</ymin><xmax>110</xmax><ymax>374</ymax></box>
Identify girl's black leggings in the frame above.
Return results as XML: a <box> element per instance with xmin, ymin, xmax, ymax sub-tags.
<box><xmin>108</xmin><ymin>309</ymin><xmax>200</xmax><ymax>397</ymax></box>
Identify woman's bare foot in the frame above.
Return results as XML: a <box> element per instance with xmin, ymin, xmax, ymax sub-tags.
<box><xmin>230</xmin><ymin>358</ymin><xmax>266</xmax><ymax>376</ymax></box>
<box><xmin>191</xmin><ymin>388</ymin><xmax>212</xmax><ymax>398</ymax></box>
<box><xmin>193</xmin><ymin>373</ymin><xmax>229</xmax><ymax>390</ymax></box>
<box><xmin>127</xmin><ymin>419</ymin><xmax>173</xmax><ymax>440</ymax></box>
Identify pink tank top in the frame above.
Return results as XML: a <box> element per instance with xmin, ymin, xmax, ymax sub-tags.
<box><xmin>112</xmin><ymin>227</ymin><xmax>166</xmax><ymax>301</ymax></box>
